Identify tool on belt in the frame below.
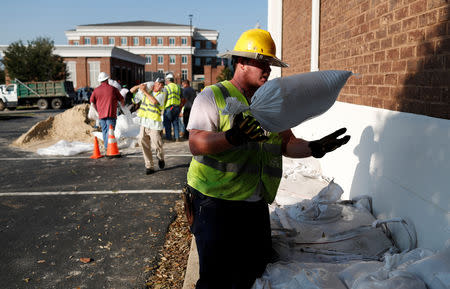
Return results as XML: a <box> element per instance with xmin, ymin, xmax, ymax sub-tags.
<box><xmin>181</xmin><ymin>184</ymin><xmax>194</xmax><ymax>227</ymax></box>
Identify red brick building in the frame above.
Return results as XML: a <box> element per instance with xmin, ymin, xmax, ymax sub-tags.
<box><xmin>65</xmin><ymin>21</ymin><xmax>221</xmax><ymax>86</ymax></box>
<box><xmin>270</xmin><ymin>0</ymin><xmax>449</xmax><ymax>119</ymax></box>
<box><xmin>56</xmin><ymin>46</ymin><xmax>145</xmax><ymax>89</ymax></box>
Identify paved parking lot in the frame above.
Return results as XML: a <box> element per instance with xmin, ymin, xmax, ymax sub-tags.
<box><xmin>0</xmin><ymin>109</ymin><xmax>192</xmax><ymax>288</ymax></box>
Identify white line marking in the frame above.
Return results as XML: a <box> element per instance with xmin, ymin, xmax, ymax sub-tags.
<box><xmin>0</xmin><ymin>190</ymin><xmax>182</xmax><ymax>197</ymax></box>
<box><xmin>0</xmin><ymin>154</ymin><xmax>192</xmax><ymax>161</ymax></box>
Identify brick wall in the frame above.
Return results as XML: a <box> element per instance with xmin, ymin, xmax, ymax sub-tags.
<box><xmin>283</xmin><ymin>0</ymin><xmax>449</xmax><ymax>119</ymax></box>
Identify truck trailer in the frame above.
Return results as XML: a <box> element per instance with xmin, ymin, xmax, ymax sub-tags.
<box><xmin>0</xmin><ymin>79</ymin><xmax>76</xmax><ymax>110</ymax></box>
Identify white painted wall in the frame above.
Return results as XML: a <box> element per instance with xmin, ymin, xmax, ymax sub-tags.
<box><xmin>291</xmin><ymin>101</ymin><xmax>450</xmax><ymax>251</ymax></box>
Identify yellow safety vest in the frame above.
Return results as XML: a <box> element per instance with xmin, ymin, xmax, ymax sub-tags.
<box><xmin>164</xmin><ymin>82</ymin><xmax>181</xmax><ymax>108</ymax></box>
<box><xmin>135</xmin><ymin>91</ymin><xmax>164</xmax><ymax>122</ymax></box>
<box><xmin>187</xmin><ymin>81</ymin><xmax>283</xmax><ymax>203</ymax></box>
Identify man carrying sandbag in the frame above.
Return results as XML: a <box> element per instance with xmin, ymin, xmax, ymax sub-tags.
<box><xmin>185</xmin><ymin>28</ymin><xmax>351</xmax><ymax>289</ymax></box>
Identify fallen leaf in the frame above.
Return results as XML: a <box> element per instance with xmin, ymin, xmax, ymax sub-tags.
<box><xmin>79</xmin><ymin>257</ymin><xmax>92</xmax><ymax>263</ymax></box>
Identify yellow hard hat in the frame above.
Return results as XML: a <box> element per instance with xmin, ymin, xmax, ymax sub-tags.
<box><xmin>218</xmin><ymin>29</ymin><xmax>288</xmax><ymax>67</ymax></box>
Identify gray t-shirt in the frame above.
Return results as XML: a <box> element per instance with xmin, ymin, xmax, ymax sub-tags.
<box><xmin>186</xmin><ymin>87</ymin><xmax>220</xmax><ymax>132</ymax></box>
<box><xmin>182</xmin><ymin>86</ymin><xmax>197</xmax><ymax>109</ymax></box>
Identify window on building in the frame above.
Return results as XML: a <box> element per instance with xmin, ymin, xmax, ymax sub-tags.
<box><xmin>181</xmin><ymin>37</ymin><xmax>187</xmax><ymax>46</ymax></box>
<box><xmin>169</xmin><ymin>37</ymin><xmax>175</xmax><ymax>46</ymax></box>
<box><xmin>206</xmin><ymin>57</ymin><xmax>212</xmax><ymax>65</ymax></box>
<box><xmin>169</xmin><ymin>55</ymin><xmax>176</xmax><ymax>64</ymax></box>
<box><xmin>195</xmin><ymin>57</ymin><xmax>201</xmax><ymax>66</ymax></box>
<box><xmin>145</xmin><ymin>37</ymin><xmax>151</xmax><ymax>45</ymax></box>
<box><xmin>109</xmin><ymin>37</ymin><xmax>115</xmax><ymax>45</ymax></box>
<box><xmin>158</xmin><ymin>55</ymin><xmax>164</xmax><ymax>64</ymax></box>
<box><xmin>96</xmin><ymin>37</ymin><xmax>103</xmax><ymax>45</ymax></box>
<box><xmin>121</xmin><ymin>37</ymin><xmax>127</xmax><ymax>46</ymax></box>
<box><xmin>206</xmin><ymin>41</ymin><xmax>212</xmax><ymax>49</ymax></box>
<box><xmin>84</xmin><ymin>37</ymin><xmax>91</xmax><ymax>45</ymax></box>
<box><xmin>181</xmin><ymin>69</ymin><xmax>188</xmax><ymax>80</ymax></box>
<box><xmin>145</xmin><ymin>55</ymin><xmax>152</xmax><ymax>64</ymax></box>
<box><xmin>65</xmin><ymin>61</ymin><xmax>77</xmax><ymax>88</ymax></box>
<box><xmin>88</xmin><ymin>61</ymin><xmax>100</xmax><ymax>87</ymax></box>
<box><xmin>133</xmin><ymin>37</ymin><xmax>139</xmax><ymax>46</ymax></box>
<box><xmin>182</xmin><ymin>55</ymin><xmax>188</xmax><ymax>64</ymax></box>
<box><xmin>195</xmin><ymin>41</ymin><xmax>201</xmax><ymax>49</ymax></box>
<box><xmin>158</xmin><ymin>69</ymin><xmax>164</xmax><ymax>74</ymax></box>
<box><xmin>157</xmin><ymin>37</ymin><xmax>163</xmax><ymax>46</ymax></box>
<box><xmin>73</xmin><ymin>41</ymin><xmax>79</xmax><ymax>45</ymax></box>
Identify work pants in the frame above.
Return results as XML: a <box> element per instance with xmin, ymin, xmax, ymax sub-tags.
<box><xmin>99</xmin><ymin>117</ymin><xmax>116</xmax><ymax>150</ymax></box>
<box><xmin>138</xmin><ymin>126</ymin><xmax>164</xmax><ymax>170</ymax></box>
<box><xmin>183</xmin><ymin>107</ymin><xmax>191</xmax><ymax>139</ymax></box>
<box><xmin>189</xmin><ymin>186</ymin><xmax>272</xmax><ymax>289</ymax></box>
<box><xmin>163</xmin><ymin>105</ymin><xmax>180</xmax><ymax>140</ymax></box>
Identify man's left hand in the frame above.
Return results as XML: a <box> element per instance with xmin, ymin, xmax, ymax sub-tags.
<box><xmin>308</xmin><ymin>128</ymin><xmax>350</xmax><ymax>158</ymax></box>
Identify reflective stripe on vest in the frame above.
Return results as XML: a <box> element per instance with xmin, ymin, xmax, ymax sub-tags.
<box><xmin>187</xmin><ymin>80</ymin><xmax>283</xmax><ymax>203</ymax></box>
<box><xmin>137</xmin><ymin>91</ymin><xmax>163</xmax><ymax>121</ymax></box>
<box><xmin>164</xmin><ymin>83</ymin><xmax>181</xmax><ymax>108</ymax></box>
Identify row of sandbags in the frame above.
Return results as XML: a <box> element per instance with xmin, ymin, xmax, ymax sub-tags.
<box><xmin>252</xmin><ymin>160</ymin><xmax>449</xmax><ymax>289</ymax></box>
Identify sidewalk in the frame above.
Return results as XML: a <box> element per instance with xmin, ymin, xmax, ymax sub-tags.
<box><xmin>182</xmin><ymin>238</ymin><xmax>199</xmax><ymax>289</ymax></box>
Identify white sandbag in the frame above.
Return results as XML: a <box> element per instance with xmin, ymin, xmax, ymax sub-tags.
<box><xmin>252</xmin><ymin>261</ymin><xmax>349</xmax><ymax>289</ymax></box>
<box><xmin>270</xmin><ymin>183</ymin><xmax>397</xmax><ymax>262</ymax></box>
<box><xmin>37</xmin><ymin>140</ymin><xmax>93</xmax><ymax>156</ymax></box>
<box><xmin>338</xmin><ymin>261</ymin><xmax>384</xmax><ymax>288</ymax></box>
<box><xmin>405</xmin><ymin>245</ymin><xmax>450</xmax><ymax>289</ymax></box>
<box><xmin>222</xmin><ymin>70</ymin><xmax>353</xmax><ymax>132</ymax></box>
<box><xmin>115</xmin><ymin>114</ymin><xmax>140</xmax><ymax>139</ymax></box>
<box><xmin>88</xmin><ymin>103</ymin><xmax>99</xmax><ymax>120</ymax></box>
<box><xmin>351</xmin><ymin>269</ymin><xmax>427</xmax><ymax>289</ymax></box>
<box><xmin>338</xmin><ymin>248</ymin><xmax>436</xmax><ymax>289</ymax></box>
<box><xmin>108</xmin><ymin>79</ymin><xmax>122</xmax><ymax>90</ymax></box>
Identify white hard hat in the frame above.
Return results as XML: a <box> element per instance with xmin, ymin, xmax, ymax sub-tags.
<box><xmin>155</xmin><ymin>77</ymin><xmax>165</xmax><ymax>83</ymax></box>
<box><xmin>120</xmin><ymin>88</ymin><xmax>129</xmax><ymax>97</ymax></box>
<box><xmin>98</xmin><ymin>72</ymin><xmax>110</xmax><ymax>82</ymax></box>
<box><xmin>108</xmin><ymin>79</ymin><xmax>122</xmax><ymax>90</ymax></box>
<box><xmin>165</xmin><ymin>73</ymin><xmax>174</xmax><ymax>80</ymax></box>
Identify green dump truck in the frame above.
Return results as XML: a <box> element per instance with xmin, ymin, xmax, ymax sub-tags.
<box><xmin>0</xmin><ymin>79</ymin><xmax>76</xmax><ymax>110</ymax></box>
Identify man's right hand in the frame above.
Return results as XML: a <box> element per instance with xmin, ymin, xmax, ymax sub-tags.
<box><xmin>225</xmin><ymin>113</ymin><xmax>268</xmax><ymax>146</ymax></box>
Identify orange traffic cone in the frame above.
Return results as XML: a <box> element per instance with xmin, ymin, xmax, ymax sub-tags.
<box><xmin>106</xmin><ymin>124</ymin><xmax>121</xmax><ymax>158</ymax></box>
<box><xmin>90</xmin><ymin>136</ymin><xmax>104</xmax><ymax>159</ymax></box>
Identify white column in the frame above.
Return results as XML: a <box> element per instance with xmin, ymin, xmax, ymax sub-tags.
<box><xmin>268</xmin><ymin>0</ymin><xmax>283</xmax><ymax>79</ymax></box>
<box><xmin>311</xmin><ymin>0</ymin><xmax>321</xmax><ymax>71</ymax></box>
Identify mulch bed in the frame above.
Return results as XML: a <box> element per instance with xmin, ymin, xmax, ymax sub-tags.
<box><xmin>145</xmin><ymin>198</ymin><xmax>193</xmax><ymax>289</ymax></box>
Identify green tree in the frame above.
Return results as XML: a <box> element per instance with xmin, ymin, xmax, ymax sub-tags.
<box><xmin>2</xmin><ymin>37</ymin><xmax>68</xmax><ymax>82</ymax></box>
<box><xmin>216</xmin><ymin>66</ymin><xmax>233</xmax><ymax>82</ymax></box>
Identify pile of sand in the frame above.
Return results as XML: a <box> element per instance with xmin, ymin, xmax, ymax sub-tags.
<box><xmin>12</xmin><ymin>104</ymin><xmax>97</xmax><ymax>151</ymax></box>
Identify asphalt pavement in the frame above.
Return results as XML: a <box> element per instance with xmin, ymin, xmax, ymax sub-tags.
<box><xmin>0</xmin><ymin>108</ymin><xmax>192</xmax><ymax>288</ymax></box>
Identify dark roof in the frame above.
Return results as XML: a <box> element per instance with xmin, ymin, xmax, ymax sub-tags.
<box><xmin>79</xmin><ymin>20</ymin><xmax>188</xmax><ymax>27</ymax></box>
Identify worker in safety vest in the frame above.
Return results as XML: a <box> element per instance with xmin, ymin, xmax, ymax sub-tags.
<box><xmin>185</xmin><ymin>29</ymin><xmax>350</xmax><ymax>288</ymax></box>
<box><xmin>162</xmin><ymin>73</ymin><xmax>182</xmax><ymax>141</ymax></box>
<box><xmin>131</xmin><ymin>78</ymin><xmax>166</xmax><ymax>175</ymax></box>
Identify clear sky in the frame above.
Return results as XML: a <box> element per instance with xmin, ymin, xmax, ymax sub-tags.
<box><xmin>0</xmin><ymin>0</ymin><xmax>268</xmax><ymax>53</ymax></box>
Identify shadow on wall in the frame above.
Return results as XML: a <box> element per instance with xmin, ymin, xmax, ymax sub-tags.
<box><xmin>349</xmin><ymin>114</ymin><xmax>450</xmax><ymax>251</ymax></box>
<box><xmin>399</xmin><ymin>5</ymin><xmax>449</xmax><ymax>119</ymax></box>
<box><xmin>348</xmin><ymin>5</ymin><xmax>450</xmax><ymax>251</ymax></box>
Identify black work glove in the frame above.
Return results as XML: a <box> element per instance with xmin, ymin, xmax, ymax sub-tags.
<box><xmin>308</xmin><ymin>128</ymin><xmax>351</xmax><ymax>158</ymax></box>
<box><xmin>225</xmin><ymin>113</ymin><xmax>268</xmax><ymax>146</ymax></box>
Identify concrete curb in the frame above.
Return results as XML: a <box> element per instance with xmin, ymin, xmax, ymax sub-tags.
<box><xmin>182</xmin><ymin>237</ymin><xmax>199</xmax><ymax>289</ymax></box>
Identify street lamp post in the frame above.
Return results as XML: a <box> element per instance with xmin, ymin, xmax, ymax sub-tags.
<box><xmin>189</xmin><ymin>14</ymin><xmax>193</xmax><ymax>81</ymax></box>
